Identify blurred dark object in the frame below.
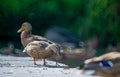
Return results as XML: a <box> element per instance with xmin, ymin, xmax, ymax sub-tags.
<box><xmin>106</xmin><ymin>44</ymin><xmax>117</xmax><ymax>52</ymax></box>
<box><xmin>45</xmin><ymin>26</ymin><xmax>80</xmax><ymax>48</ymax></box>
<box><xmin>105</xmin><ymin>41</ymin><xmax>120</xmax><ymax>54</ymax></box>
<box><xmin>83</xmin><ymin>36</ymin><xmax>99</xmax><ymax>49</ymax></box>
<box><xmin>0</xmin><ymin>35</ymin><xmax>17</xmax><ymax>42</ymax></box>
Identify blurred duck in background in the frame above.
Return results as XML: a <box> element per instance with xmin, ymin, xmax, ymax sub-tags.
<box><xmin>0</xmin><ymin>42</ymin><xmax>23</xmax><ymax>56</ymax></box>
<box><xmin>45</xmin><ymin>27</ymin><xmax>98</xmax><ymax>67</ymax></box>
<box><xmin>85</xmin><ymin>51</ymin><xmax>120</xmax><ymax>65</ymax></box>
<box><xmin>0</xmin><ymin>42</ymin><xmax>16</xmax><ymax>55</ymax></box>
<box><xmin>93</xmin><ymin>64</ymin><xmax>120</xmax><ymax>77</ymax></box>
<box><xmin>79</xmin><ymin>51</ymin><xmax>120</xmax><ymax>76</ymax></box>
<box><xmin>55</xmin><ymin>37</ymin><xmax>98</xmax><ymax>67</ymax></box>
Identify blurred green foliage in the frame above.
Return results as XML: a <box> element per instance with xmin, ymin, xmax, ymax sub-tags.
<box><xmin>0</xmin><ymin>0</ymin><xmax>120</xmax><ymax>48</ymax></box>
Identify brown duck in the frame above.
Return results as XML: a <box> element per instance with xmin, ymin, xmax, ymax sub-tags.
<box><xmin>85</xmin><ymin>51</ymin><xmax>120</xmax><ymax>64</ymax></box>
<box><xmin>79</xmin><ymin>52</ymin><xmax>120</xmax><ymax>76</ymax></box>
<box><xmin>23</xmin><ymin>41</ymin><xmax>61</xmax><ymax>65</ymax></box>
<box><xmin>17</xmin><ymin>22</ymin><xmax>52</xmax><ymax>47</ymax></box>
<box><xmin>93</xmin><ymin>64</ymin><xmax>120</xmax><ymax>77</ymax></box>
<box><xmin>18</xmin><ymin>22</ymin><xmax>61</xmax><ymax>65</ymax></box>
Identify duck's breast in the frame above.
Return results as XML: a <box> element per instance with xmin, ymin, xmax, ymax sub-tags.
<box><xmin>25</xmin><ymin>41</ymin><xmax>54</xmax><ymax>59</ymax></box>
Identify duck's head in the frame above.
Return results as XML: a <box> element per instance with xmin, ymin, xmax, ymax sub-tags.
<box><xmin>17</xmin><ymin>22</ymin><xmax>32</xmax><ymax>33</ymax></box>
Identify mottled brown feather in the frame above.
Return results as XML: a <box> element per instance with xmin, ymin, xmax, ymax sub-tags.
<box><xmin>23</xmin><ymin>41</ymin><xmax>61</xmax><ymax>65</ymax></box>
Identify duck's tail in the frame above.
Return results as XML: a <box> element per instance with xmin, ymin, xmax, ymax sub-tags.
<box><xmin>47</xmin><ymin>40</ymin><xmax>54</xmax><ymax>44</ymax></box>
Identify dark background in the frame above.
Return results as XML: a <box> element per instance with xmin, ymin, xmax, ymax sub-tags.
<box><xmin>0</xmin><ymin>0</ymin><xmax>120</xmax><ymax>55</ymax></box>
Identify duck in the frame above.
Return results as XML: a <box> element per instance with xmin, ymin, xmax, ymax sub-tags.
<box><xmin>79</xmin><ymin>51</ymin><xmax>120</xmax><ymax>76</ymax></box>
<box><xmin>0</xmin><ymin>42</ymin><xmax>15</xmax><ymax>55</ymax></box>
<box><xmin>17</xmin><ymin>22</ymin><xmax>52</xmax><ymax>47</ymax></box>
<box><xmin>17</xmin><ymin>22</ymin><xmax>62</xmax><ymax>65</ymax></box>
<box><xmin>23</xmin><ymin>41</ymin><xmax>61</xmax><ymax>65</ymax></box>
<box><xmin>53</xmin><ymin>41</ymin><xmax>96</xmax><ymax>67</ymax></box>
<box><xmin>0</xmin><ymin>42</ymin><xmax>27</xmax><ymax>56</ymax></box>
<box><xmin>93</xmin><ymin>64</ymin><xmax>120</xmax><ymax>77</ymax></box>
<box><xmin>85</xmin><ymin>51</ymin><xmax>120</xmax><ymax>64</ymax></box>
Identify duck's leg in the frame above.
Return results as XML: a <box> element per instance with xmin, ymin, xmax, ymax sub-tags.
<box><xmin>33</xmin><ymin>57</ymin><xmax>36</xmax><ymax>65</ymax></box>
<box><xmin>56</xmin><ymin>60</ymin><xmax>58</xmax><ymax>66</ymax></box>
<box><xmin>55</xmin><ymin>59</ymin><xmax>60</xmax><ymax>66</ymax></box>
<box><xmin>43</xmin><ymin>58</ymin><xmax>46</xmax><ymax>65</ymax></box>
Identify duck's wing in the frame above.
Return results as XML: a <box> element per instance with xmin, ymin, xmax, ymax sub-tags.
<box><xmin>32</xmin><ymin>35</ymin><xmax>47</xmax><ymax>41</ymax></box>
<box><xmin>32</xmin><ymin>35</ymin><xmax>54</xmax><ymax>44</ymax></box>
<box><xmin>85</xmin><ymin>52</ymin><xmax>120</xmax><ymax>64</ymax></box>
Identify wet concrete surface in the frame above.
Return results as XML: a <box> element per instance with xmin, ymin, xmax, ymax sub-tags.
<box><xmin>0</xmin><ymin>55</ymin><xmax>100</xmax><ymax>77</ymax></box>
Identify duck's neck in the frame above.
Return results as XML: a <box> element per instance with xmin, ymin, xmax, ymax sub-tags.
<box><xmin>21</xmin><ymin>31</ymin><xmax>32</xmax><ymax>39</ymax></box>
<box><xmin>20</xmin><ymin>31</ymin><xmax>32</xmax><ymax>47</ymax></box>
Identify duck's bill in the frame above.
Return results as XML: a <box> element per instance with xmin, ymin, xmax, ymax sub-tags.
<box><xmin>17</xmin><ymin>28</ymin><xmax>23</xmax><ymax>33</ymax></box>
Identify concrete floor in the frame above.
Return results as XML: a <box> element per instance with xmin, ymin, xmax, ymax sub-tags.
<box><xmin>0</xmin><ymin>55</ymin><xmax>100</xmax><ymax>77</ymax></box>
